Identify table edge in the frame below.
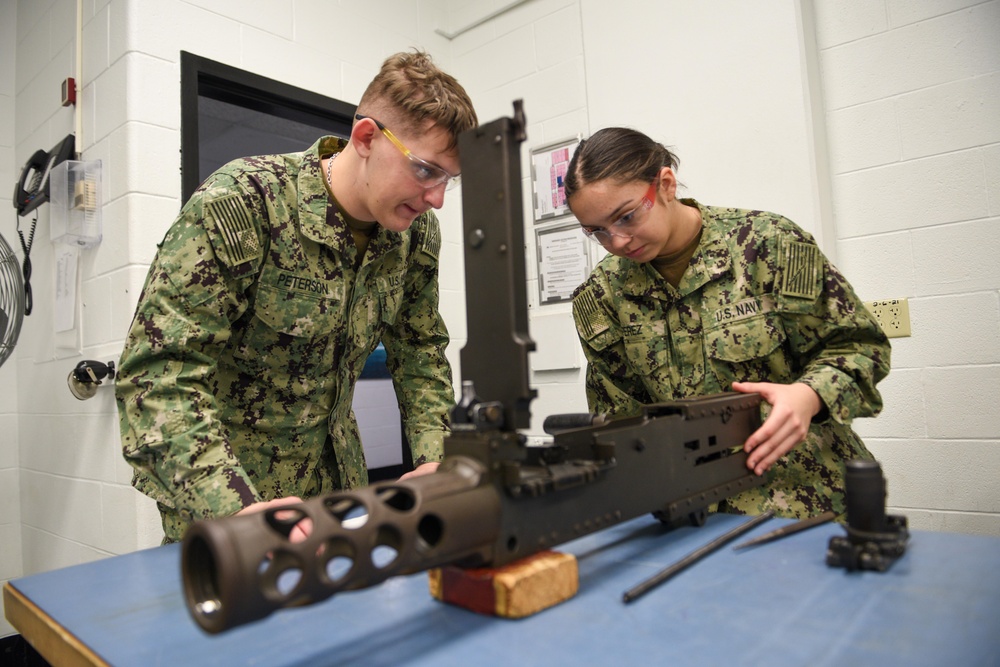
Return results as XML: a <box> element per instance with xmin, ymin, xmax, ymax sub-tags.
<box><xmin>4</xmin><ymin>581</ymin><xmax>109</xmax><ymax>667</ymax></box>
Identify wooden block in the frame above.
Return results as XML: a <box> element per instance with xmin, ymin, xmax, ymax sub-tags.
<box><xmin>428</xmin><ymin>551</ymin><xmax>578</xmax><ymax>619</ymax></box>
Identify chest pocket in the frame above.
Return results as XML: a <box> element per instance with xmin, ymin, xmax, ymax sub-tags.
<box><xmin>254</xmin><ymin>283</ymin><xmax>341</xmax><ymax>337</ymax></box>
<box><xmin>232</xmin><ymin>282</ymin><xmax>342</xmax><ymax>393</ymax></box>
<box><xmin>624</xmin><ymin>335</ymin><xmax>669</xmax><ymax>376</ymax></box>
<box><xmin>624</xmin><ymin>331</ymin><xmax>706</xmax><ymax>399</ymax></box>
<box><xmin>705</xmin><ymin>313</ymin><xmax>791</xmax><ymax>387</ymax></box>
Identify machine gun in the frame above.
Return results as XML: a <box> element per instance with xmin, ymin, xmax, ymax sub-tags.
<box><xmin>181</xmin><ymin>101</ymin><xmax>765</xmax><ymax>634</ymax></box>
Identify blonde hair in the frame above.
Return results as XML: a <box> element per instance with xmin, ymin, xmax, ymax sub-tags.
<box><xmin>357</xmin><ymin>50</ymin><xmax>478</xmax><ymax>151</ymax></box>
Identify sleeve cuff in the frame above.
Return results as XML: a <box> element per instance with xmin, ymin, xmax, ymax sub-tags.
<box><xmin>172</xmin><ymin>466</ymin><xmax>261</xmax><ymax>521</ymax></box>
<box><xmin>798</xmin><ymin>369</ymin><xmax>850</xmax><ymax>425</ymax></box>
<box><xmin>409</xmin><ymin>431</ymin><xmax>446</xmax><ymax>467</ymax></box>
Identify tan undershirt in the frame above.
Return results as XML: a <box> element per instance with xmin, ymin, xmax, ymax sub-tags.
<box><xmin>650</xmin><ymin>227</ymin><xmax>703</xmax><ymax>288</ymax></box>
<box><xmin>325</xmin><ymin>170</ymin><xmax>378</xmax><ymax>264</ymax></box>
<box><xmin>345</xmin><ymin>215</ymin><xmax>378</xmax><ymax>260</ymax></box>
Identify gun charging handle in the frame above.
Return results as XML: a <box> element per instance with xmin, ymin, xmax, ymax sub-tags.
<box><xmin>826</xmin><ymin>459</ymin><xmax>909</xmax><ymax>572</ymax></box>
<box><xmin>542</xmin><ymin>413</ymin><xmax>609</xmax><ymax>435</ymax></box>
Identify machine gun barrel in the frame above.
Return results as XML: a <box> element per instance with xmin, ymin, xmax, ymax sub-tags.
<box><xmin>183</xmin><ymin>455</ymin><xmax>500</xmax><ymax>634</ymax></box>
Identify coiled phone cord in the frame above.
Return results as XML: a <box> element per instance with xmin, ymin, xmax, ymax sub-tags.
<box><xmin>17</xmin><ymin>213</ymin><xmax>36</xmax><ymax>316</ymax></box>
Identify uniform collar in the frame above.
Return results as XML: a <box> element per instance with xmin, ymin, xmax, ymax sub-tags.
<box><xmin>617</xmin><ymin>199</ymin><xmax>731</xmax><ymax>300</ymax></box>
<box><xmin>675</xmin><ymin>199</ymin><xmax>731</xmax><ymax>294</ymax></box>
<box><xmin>297</xmin><ymin>136</ymin><xmax>402</xmax><ymax>259</ymax></box>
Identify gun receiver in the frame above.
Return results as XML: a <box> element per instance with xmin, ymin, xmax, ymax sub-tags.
<box><xmin>181</xmin><ymin>102</ymin><xmax>765</xmax><ymax>634</ymax></box>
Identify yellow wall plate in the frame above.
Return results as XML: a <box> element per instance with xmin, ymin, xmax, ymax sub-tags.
<box><xmin>864</xmin><ymin>299</ymin><xmax>911</xmax><ymax>338</ymax></box>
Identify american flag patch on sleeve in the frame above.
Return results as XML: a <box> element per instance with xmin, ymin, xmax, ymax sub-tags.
<box><xmin>782</xmin><ymin>240</ymin><xmax>820</xmax><ymax>299</ymax></box>
<box><xmin>421</xmin><ymin>217</ymin><xmax>441</xmax><ymax>260</ymax></box>
<box><xmin>206</xmin><ymin>194</ymin><xmax>260</xmax><ymax>267</ymax></box>
<box><xmin>572</xmin><ymin>286</ymin><xmax>610</xmax><ymax>339</ymax></box>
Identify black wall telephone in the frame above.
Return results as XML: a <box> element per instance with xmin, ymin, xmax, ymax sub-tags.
<box><xmin>13</xmin><ymin>134</ymin><xmax>76</xmax><ymax>217</ymax></box>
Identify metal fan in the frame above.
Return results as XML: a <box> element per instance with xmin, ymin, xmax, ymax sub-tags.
<box><xmin>0</xmin><ymin>232</ymin><xmax>24</xmax><ymax>369</ymax></box>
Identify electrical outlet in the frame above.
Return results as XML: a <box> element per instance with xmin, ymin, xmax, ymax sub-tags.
<box><xmin>864</xmin><ymin>299</ymin><xmax>911</xmax><ymax>338</ymax></box>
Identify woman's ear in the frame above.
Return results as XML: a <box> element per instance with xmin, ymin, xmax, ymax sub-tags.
<box><xmin>658</xmin><ymin>166</ymin><xmax>678</xmax><ymax>201</ymax></box>
<box><xmin>351</xmin><ymin>117</ymin><xmax>379</xmax><ymax>158</ymax></box>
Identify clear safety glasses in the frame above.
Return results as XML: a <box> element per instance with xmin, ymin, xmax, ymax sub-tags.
<box><xmin>582</xmin><ymin>179</ymin><xmax>658</xmax><ymax>245</ymax></box>
<box><xmin>355</xmin><ymin>113</ymin><xmax>460</xmax><ymax>190</ymax></box>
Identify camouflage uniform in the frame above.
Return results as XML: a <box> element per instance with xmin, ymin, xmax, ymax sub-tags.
<box><xmin>116</xmin><ymin>137</ymin><xmax>453</xmax><ymax>542</ymax></box>
<box><xmin>571</xmin><ymin>200</ymin><xmax>890</xmax><ymax>520</ymax></box>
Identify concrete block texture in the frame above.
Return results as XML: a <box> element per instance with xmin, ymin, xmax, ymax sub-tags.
<box><xmin>833</xmin><ymin>149</ymin><xmax>989</xmax><ymax>238</ymax></box>
<box><xmin>825</xmin><ymin>99</ymin><xmax>900</xmax><ymax>174</ymax></box>
<box><xmin>985</xmin><ymin>144</ymin><xmax>1000</xmax><ymax>215</ymax></box>
<box><xmin>904</xmin><ymin>292</ymin><xmax>1000</xmax><ymax>367</ymax></box>
<box><xmin>924</xmin><ymin>365</ymin><xmax>1000</xmax><ymax>439</ymax></box>
<box><xmin>869</xmin><ymin>438</ymin><xmax>1000</xmax><ymax>515</ymax></box>
<box><xmin>897</xmin><ymin>71</ymin><xmax>1000</xmax><ymax>161</ymax></box>
<box><xmin>888</xmin><ymin>507</ymin><xmax>1000</xmax><ymax>536</ymax></box>
<box><xmin>887</xmin><ymin>0</ymin><xmax>989</xmax><ymax>28</ymax></box>
<box><xmin>19</xmin><ymin>472</ymin><xmax>103</xmax><ymax>547</ymax></box>
<box><xmin>814</xmin><ymin>0</ymin><xmax>889</xmax><ymax>49</ymax></box>
<box><xmin>854</xmin><ymin>368</ymin><xmax>927</xmax><ymax>440</ymax></box>
<box><xmin>819</xmin><ymin>1</ymin><xmax>1000</xmax><ymax>110</ymax></box>
<box><xmin>835</xmin><ymin>231</ymin><xmax>914</xmax><ymax>299</ymax></box>
<box><xmin>0</xmin><ymin>417</ymin><xmax>17</xmax><ymax>469</ymax></box>
<box><xmin>910</xmin><ymin>217</ymin><xmax>1000</xmax><ymax>296</ymax></box>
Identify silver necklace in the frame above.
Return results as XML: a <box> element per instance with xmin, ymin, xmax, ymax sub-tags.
<box><xmin>325</xmin><ymin>152</ymin><xmax>340</xmax><ymax>190</ymax></box>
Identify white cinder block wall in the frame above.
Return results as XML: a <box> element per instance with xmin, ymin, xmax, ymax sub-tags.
<box><xmin>0</xmin><ymin>0</ymin><xmax>23</xmax><ymax>642</ymax></box>
<box><xmin>816</xmin><ymin>0</ymin><xmax>1000</xmax><ymax>535</ymax></box>
<box><xmin>2</xmin><ymin>0</ymin><xmax>998</xmax><ymax>639</ymax></box>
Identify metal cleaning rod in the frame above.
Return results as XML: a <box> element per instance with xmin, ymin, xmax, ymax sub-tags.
<box><xmin>623</xmin><ymin>511</ymin><xmax>775</xmax><ymax>604</ymax></box>
<box><xmin>732</xmin><ymin>510</ymin><xmax>836</xmax><ymax>551</ymax></box>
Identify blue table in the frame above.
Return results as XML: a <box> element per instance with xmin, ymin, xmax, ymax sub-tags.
<box><xmin>5</xmin><ymin>513</ymin><xmax>999</xmax><ymax>666</ymax></box>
